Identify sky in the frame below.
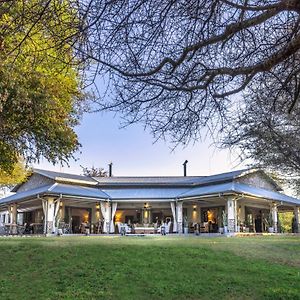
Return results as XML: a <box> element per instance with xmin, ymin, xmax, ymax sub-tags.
<box><xmin>33</xmin><ymin>109</ymin><xmax>247</xmax><ymax>177</ymax></box>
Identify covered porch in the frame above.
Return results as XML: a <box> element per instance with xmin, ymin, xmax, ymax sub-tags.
<box><xmin>1</xmin><ymin>167</ymin><xmax>300</xmax><ymax>236</ymax></box>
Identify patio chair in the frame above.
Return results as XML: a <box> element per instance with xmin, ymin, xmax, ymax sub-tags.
<box><xmin>63</xmin><ymin>223</ymin><xmax>72</xmax><ymax>234</ymax></box>
<box><xmin>0</xmin><ymin>225</ymin><xmax>8</xmax><ymax>236</ymax></box>
<box><xmin>17</xmin><ymin>225</ymin><xmax>26</xmax><ymax>235</ymax></box>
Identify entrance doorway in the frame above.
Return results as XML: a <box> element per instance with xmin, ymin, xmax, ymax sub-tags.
<box><xmin>65</xmin><ymin>207</ymin><xmax>91</xmax><ymax>234</ymax></box>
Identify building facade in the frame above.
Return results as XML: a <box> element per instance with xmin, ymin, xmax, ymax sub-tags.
<box><xmin>0</xmin><ymin>168</ymin><xmax>300</xmax><ymax>235</ymax></box>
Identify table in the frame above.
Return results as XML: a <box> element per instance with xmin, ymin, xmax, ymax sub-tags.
<box><xmin>134</xmin><ymin>227</ymin><xmax>155</xmax><ymax>234</ymax></box>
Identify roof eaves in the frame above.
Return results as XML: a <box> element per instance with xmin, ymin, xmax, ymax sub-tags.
<box><xmin>55</xmin><ymin>177</ymin><xmax>98</xmax><ymax>186</ymax></box>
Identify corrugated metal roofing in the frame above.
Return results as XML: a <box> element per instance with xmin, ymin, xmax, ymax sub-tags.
<box><xmin>179</xmin><ymin>182</ymin><xmax>300</xmax><ymax>205</ymax></box>
<box><xmin>93</xmin><ymin>168</ymin><xmax>251</xmax><ymax>186</ymax></box>
<box><xmin>34</xmin><ymin>169</ymin><xmax>98</xmax><ymax>185</ymax></box>
<box><xmin>101</xmin><ymin>187</ymin><xmax>190</xmax><ymax>200</ymax></box>
<box><xmin>232</xmin><ymin>183</ymin><xmax>300</xmax><ymax>205</ymax></box>
<box><xmin>0</xmin><ymin>183</ymin><xmax>109</xmax><ymax>205</ymax></box>
<box><xmin>2</xmin><ymin>168</ymin><xmax>298</xmax><ymax>206</ymax></box>
<box><xmin>0</xmin><ymin>184</ymin><xmax>54</xmax><ymax>205</ymax></box>
<box><xmin>50</xmin><ymin>183</ymin><xmax>109</xmax><ymax>199</ymax></box>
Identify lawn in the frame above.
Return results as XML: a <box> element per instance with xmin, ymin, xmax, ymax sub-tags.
<box><xmin>0</xmin><ymin>235</ymin><xmax>300</xmax><ymax>300</ymax></box>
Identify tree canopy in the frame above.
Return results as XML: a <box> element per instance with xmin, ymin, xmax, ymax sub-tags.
<box><xmin>0</xmin><ymin>0</ymin><xmax>86</xmax><ymax>172</ymax></box>
<box><xmin>81</xmin><ymin>166</ymin><xmax>108</xmax><ymax>177</ymax></box>
<box><xmin>77</xmin><ymin>0</ymin><xmax>300</xmax><ymax>184</ymax></box>
<box><xmin>2</xmin><ymin>0</ymin><xmax>300</xmax><ymax>186</ymax></box>
<box><xmin>80</xmin><ymin>0</ymin><xmax>300</xmax><ymax>141</ymax></box>
<box><xmin>0</xmin><ymin>161</ymin><xmax>28</xmax><ymax>187</ymax></box>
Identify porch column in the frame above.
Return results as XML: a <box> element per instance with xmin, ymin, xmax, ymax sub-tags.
<box><xmin>100</xmin><ymin>201</ymin><xmax>111</xmax><ymax>233</ymax></box>
<box><xmin>9</xmin><ymin>203</ymin><xmax>18</xmax><ymax>234</ymax></box>
<box><xmin>170</xmin><ymin>202</ymin><xmax>177</xmax><ymax>232</ymax></box>
<box><xmin>42</xmin><ymin>198</ymin><xmax>56</xmax><ymax>235</ymax></box>
<box><xmin>110</xmin><ymin>202</ymin><xmax>117</xmax><ymax>233</ymax></box>
<box><xmin>270</xmin><ymin>203</ymin><xmax>278</xmax><ymax>233</ymax></box>
<box><xmin>293</xmin><ymin>207</ymin><xmax>300</xmax><ymax>233</ymax></box>
<box><xmin>10</xmin><ymin>203</ymin><xmax>17</xmax><ymax>224</ymax></box>
<box><xmin>227</xmin><ymin>197</ymin><xmax>237</xmax><ymax>233</ymax></box>
<box><xmin>271</xmin><ymin>203</ymin><xmax>278</xmax><ymax>233</ymax></box>
<box><xmin>176</xmin><ymin>201</ymin><xmax>183</xmax><ymax>234</ymax></box>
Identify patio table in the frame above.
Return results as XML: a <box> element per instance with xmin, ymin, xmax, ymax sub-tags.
<box><xmin>134</xmin><ymin>227</ymin><xmax>155</xmax><ymax>234</ymax></box>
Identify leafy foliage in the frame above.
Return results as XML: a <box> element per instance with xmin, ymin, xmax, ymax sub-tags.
<box><xmin>0</xmin><ymin>0</ymin><xmax>86</xmax><ymax>172</ymax></box>
<box><xmin>81</xmin><ymin>166</ymin><xmax>108</xmax><ymax>177</ymax></box>
<box><xmin>0</xmin><ymin>161</ymin><xmax>28</xmax><ymax>187</ymax></box>
<box><xmin>278</xmin><ymin>212</ymin><xmax>294</xmax><ymax>233</ymax></box>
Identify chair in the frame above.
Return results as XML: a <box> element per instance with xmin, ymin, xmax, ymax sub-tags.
<box><xmin>119</xmin><ymin>223</ymin><xmax>132</xmax><ymax>234</ymax></box>
<box><xmin>17</xmin><ymin>225</ymin><xmax>26</xmax><ymax>235</ymax></box>
<box><xmin>59</xmin><ymin>222</ymin><xmax>72</xmax><ymax>234</ymax></box>
<box><xmin>0</xmin><ymin>225</ymin><xmax>8</xmax><ymax>236</ymax></box>
<box><xmin>165</xmin><ymin>221</ymin><xmax>172</xmax><ymax>234</ymax></box>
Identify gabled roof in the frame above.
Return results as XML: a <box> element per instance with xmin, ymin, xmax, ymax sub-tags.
<box><xmin>93</xmin><ymin>169</ymin><xmax>252</xmax><ymax>187</ymax></box>
<box><xmin>33</xmin><ymin>169</ymin><xmax>98</xmax><ymax>185</ymax></box>
<box><xmin>11</xmin><ymin>169</ymin><xmax>98</xmax><ymax>192</ymax></box>
<box><xmin>178</xmin><ymin>182</ymin><xmax>300</xmax><ymax>205</ymax></box>
<box><xmin>1</xmin><ymin>183</ymin><xmax>109</xmax><ymax>206</ymax></box>
<box><xmin>2</xmin><ymin>168</ymin><xmax>294</xmax><ymax>206</ymax></box>
<box><xmin>13</xmin><ymin>167</ymin><xmax>279</xmax><ymax>189</ymax></box>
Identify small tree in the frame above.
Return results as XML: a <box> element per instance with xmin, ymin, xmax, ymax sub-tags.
<box><xmin>81</xmin><ymin>166</ymin><xmax>108</xmax><ymax>177</ymax></box>
<box><xmin>222</xmin><ymin>210</ymin><xmax>227</xmax><ymax>227</ymax></box>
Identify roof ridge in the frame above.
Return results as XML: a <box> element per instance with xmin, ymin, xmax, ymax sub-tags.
<box><xmin>33</xmin><ymin>168</ymin><xmax>88</xmax><ymax>179</ymax></box>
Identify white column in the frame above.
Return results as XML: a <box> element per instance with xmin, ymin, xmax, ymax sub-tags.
<box><xmin>110</xmin><ymin>202</ymin><xmax>117</xmax><ymax>233</ymax></box>
<box><xmin>294</xmin><ymin>207</ymin><xmax>300</xmax><ymax>233</ymax></box>
<box><xmin>227</xmin><ymin>198</ymin><xmax>237</xmax><ymax>233</ymax></box>
<box><xmin>42</xmin><ymin>198</ymin><xmax>56</xmax><ymax>235</ymax></box>
<box><xmin>176</xmin><ymin>201</ymin><xmax>183</xmax><ymax>234</ymax></box>
<box><xmin>10</xmin><ymin>203</ymin><xmax>17</xmax><ymax>224</ymax></box>
<box><xmin>100</xmin><ymin>201</ymin><xmax>111</xmax><ymax>233</ymax></box>
<box><xmin>9</xmin><ymin>203</ymin><xmax>18</xmax><ymax>234</ymax></box>
<box><xmin>170</xmin><ymin>202</ymin><xmax>177</xmax><ymax>232</ymax></box>
<box><xmin>53</xmin><ymin>198</ymin><xmax>61</xmax><ymax>233</ymax></box>
<box><xmin>270</xmin><ymin>203</ymin><xmax>278</xmax><ymax>233</ymax></box>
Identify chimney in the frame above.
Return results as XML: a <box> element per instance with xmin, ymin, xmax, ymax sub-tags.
<box><xmin>109</xmin><ymin>162</ymin><xmax>113</xmax><ymax>177</ymax></box>
<box><xmin>183</xmin><ymin>160</ymin><xmax>188</xmax><ymax>176</ymax></box>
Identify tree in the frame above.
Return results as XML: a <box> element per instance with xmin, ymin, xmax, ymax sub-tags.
<box><xmin>0</xmin><ymin>0</ymin><xmax>87</xmax><ymax>172</ymax></box>
<box><xmin>222</xmin><ymin>61</ymin><xmax>300</xmax><ymax>190</ymax></box>
<box><xmin>0</xmin><ymin>161</ymin><xmax>28</xmax><ymax>187</ymax></box>
<box><xmin>81</xmin><ymin>166</ymin><xmax>108</xmax><ymax>177</ymax></box>
<box><xmin>3</xmin><ymin>1</ymin><xmax>300</xmax><ymax>183</ymax></box>
<box><xmin>79</xmin><ymin>0</ymin><xmax>300</xmax><ymax>146</ymax></box>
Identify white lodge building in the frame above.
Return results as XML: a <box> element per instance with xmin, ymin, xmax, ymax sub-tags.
<box><xmin>0</xmin><ymin>168</ymin><xmax>300</xmax><ymax>235</ymax></box>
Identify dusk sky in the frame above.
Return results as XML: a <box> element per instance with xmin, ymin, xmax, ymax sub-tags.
<box><xmin>33</xmin><ymin>110</ymin><xmax>247</xmax><ymax>177</ymax></box>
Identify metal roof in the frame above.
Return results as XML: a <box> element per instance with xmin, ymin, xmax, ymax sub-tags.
<box><xmin>1</xmin><ymin>168</ymin><xmax>297</xmax><ymax>206</ymax></box>
<box><xmin>0</xmin><ymin>184</ymin><xmax>54</xmax><ymax>205</ymax></box>
<box><xmin>93</xmin><ymin>169</ymin><xmax>252</xmax><ymax>187</ymax></box>
<box><xmin>101</xmin><ymin>187</ymin><xmax>190</xmax><ymax>200</ymax></box>
<box><xmin>179</xmin><ymin>182</ymin><xmax>300</xmax><ymax>205</ymax></box>
<box><xmin>34</xmin><ymin>169</ymin><xmax>98</xmax><ymax>185</ymax></box>
<box><xmin>0</xmin><ymin>183</ymin><xmax>109</xmax><ymax>205</ymax></box>
<box><xmin>94</xmin><ymin>176</ymin><xmax>204</xmax><ymax>185</ymax></box>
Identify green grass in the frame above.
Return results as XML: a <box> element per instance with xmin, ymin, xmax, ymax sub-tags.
<box><xmin>0</xmin><ymin>235</ymin><xmax>300</xmax><ymax>299</ymax></box>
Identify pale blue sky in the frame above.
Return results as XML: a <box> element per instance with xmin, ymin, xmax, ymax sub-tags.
<box><xmin>33</xmin><ymin>109</ymin><xmax>247</xmax><ymax>176</ymax></box>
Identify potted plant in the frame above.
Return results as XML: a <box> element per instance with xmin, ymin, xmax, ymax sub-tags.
<box><xmin>265</xmin><ymin>213</ymin><xmax>274</xmax><ymax>233</ymax></box>
<box><xmin>183</xmin><ymin>216</ymin><xmax>189</xmax><ymax>234</ymax></box>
